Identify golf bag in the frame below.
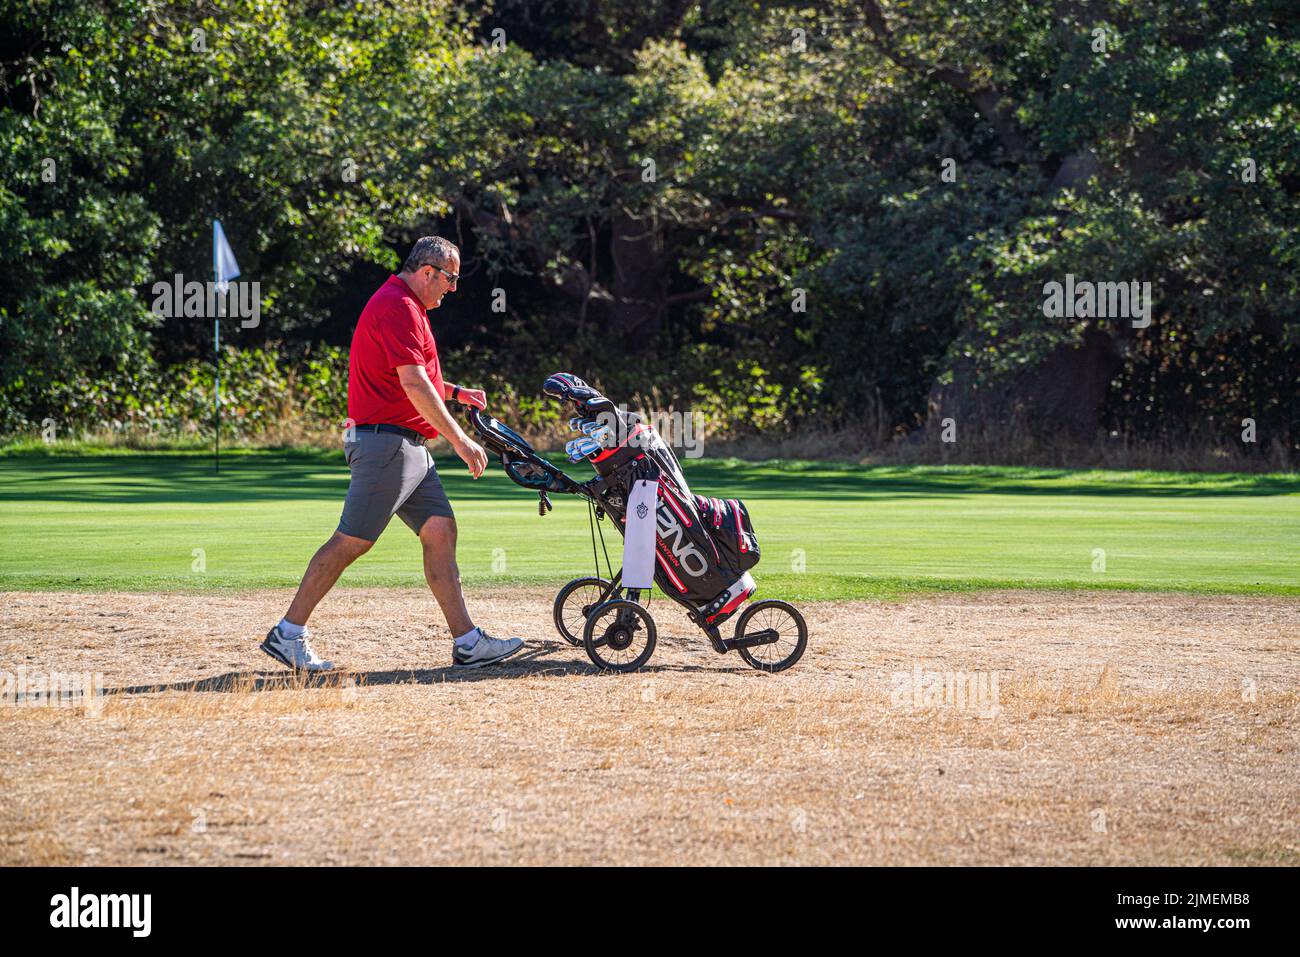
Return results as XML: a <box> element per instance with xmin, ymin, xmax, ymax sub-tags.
<box><xmin>541</xmin><ymin>373</ymin><xmax>759</xmax><ymax>625</ymax></box>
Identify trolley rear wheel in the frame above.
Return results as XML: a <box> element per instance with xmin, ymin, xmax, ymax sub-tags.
<box><xmin>734</xmin><ymin>600</ymin><xmax>807</xmax><ymax>673</ymax></box>
<box><xmin>553</xmin><ymin>577</ymin><xmax>613</xmax><ymax>646</ymax></box>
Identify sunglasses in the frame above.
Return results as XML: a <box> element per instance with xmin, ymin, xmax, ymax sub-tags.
<box><xmin>424</xmin><ymin>263</ymin><xmax>459</xmax><ymax>284</ymax></box>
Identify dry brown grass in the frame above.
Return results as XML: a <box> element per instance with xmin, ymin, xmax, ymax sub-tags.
<box><xmin>1</xmin><ymin>587</ymin><xmax>1297</xmax><ymax>866</ymax></box>
<box><xmin>36</xmin><ymin>415</ymin><xmax>1293</xmax><ymax>473</ymax></box>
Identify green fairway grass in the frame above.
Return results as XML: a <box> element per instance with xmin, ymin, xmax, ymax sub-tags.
<box><xmin>0</xmin><ymin>447</ymin><xmax>1296</xmax><ymax>599</ymax></box>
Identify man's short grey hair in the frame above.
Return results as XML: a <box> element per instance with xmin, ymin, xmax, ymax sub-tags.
<box><xmin>401</xmin><ymin>236</ymin><xmax>458</xmax><ymax>273</ymax></box>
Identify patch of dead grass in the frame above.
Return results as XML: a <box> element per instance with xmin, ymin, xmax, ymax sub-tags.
<box><xmin>1</xmin><ymin>587</ymin><xmax>1296</xmax><ymax>865</ymax></box>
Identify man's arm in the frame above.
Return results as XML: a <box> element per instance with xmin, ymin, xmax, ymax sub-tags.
<box><xmin>440</xmin><ymin>380</ymin><xmax>487</xmax><ymax>410</ymax></box>
<box><xmin>397</xmin><ymin>364</ymin><xmax>488</xmax><ymax>478</ymax></box>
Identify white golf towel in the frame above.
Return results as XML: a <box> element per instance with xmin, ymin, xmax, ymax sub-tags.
<box><xmin>622</xmin><ymin>478</ymin><xmax>659</xmax><ymax>588</ymax></box>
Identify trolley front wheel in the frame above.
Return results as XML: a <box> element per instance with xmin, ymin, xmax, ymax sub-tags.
<box><xmin>582</xmin><ymin>599</ymin><xmax>657</xmax><ymax>672</ymax></box>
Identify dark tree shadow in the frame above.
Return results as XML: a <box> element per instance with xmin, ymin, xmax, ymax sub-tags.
<box><xmin>5</xmin><ymin>451</ymin><xmax>1296</xmax><ymax>508</ymax></box>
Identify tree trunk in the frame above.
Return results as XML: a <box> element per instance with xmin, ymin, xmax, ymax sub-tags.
<box><xmin>608</xmin><ymin>207</ymin><xmax>664</xmax><ymax>346</ymax></box>
<box><xmin>927</xmin><ymin>326</ymin><xmax>1121</xmax><ymax>442</ymax></box>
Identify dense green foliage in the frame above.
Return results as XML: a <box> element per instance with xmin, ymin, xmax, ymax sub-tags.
<box><xmin>2</xmin><ymin>1</ymin><xmax>1297</xmax><ymax>460</ymax></box>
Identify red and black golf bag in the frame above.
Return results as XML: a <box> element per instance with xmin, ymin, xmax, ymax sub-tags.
<box><xmin>541</xmin><ymin>373</ymin><xmax>760</xmax><ymax>626</ymax></box>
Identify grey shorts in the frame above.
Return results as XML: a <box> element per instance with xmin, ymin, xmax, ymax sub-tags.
<box><xmin>337</xmin><ymin>430</ymin><xmax>454</xmax><ymax>542</ymax></box>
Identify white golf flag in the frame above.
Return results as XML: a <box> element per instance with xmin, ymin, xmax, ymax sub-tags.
<box><xmin>212</xmin><ymin>219</ymin><xmax>241</xmax><ymax>462</ymax></box>
<box><xmin>622</xmin><ymin>479</ymin><xmax>659</xmax><ymax>589</ymax></box>
<box><xmin>213</xmin><ymin>219</ymin><xmax>240</xmax><ymax>292</ymax></box>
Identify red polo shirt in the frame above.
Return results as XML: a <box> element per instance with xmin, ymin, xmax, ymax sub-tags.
<box><xmin>347</xmin><ymin>275</ymin><xmax>445</xmax><ymax>439</ymax></box>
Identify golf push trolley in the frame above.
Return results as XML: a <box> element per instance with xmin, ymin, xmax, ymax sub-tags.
<box><xmin>465</xmin><ymin>373</ymin><xmax>808</xmax><ymax>673</ymax></box>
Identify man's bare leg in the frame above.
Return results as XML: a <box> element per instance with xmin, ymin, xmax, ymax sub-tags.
<box><xmin>417</xmin><ymin>516</ymin><xmax>474</xmax><ymax>636</ymax></box>
<box><xmin>284</xmin><ymin>530</ymin><xmax>374</xmax><ymax>626</ymax></box>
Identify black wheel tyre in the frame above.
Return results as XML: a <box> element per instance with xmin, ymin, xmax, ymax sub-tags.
<box><xmin>734</xmin><ymin>599</ymin><xmax>808</xmax><ymax>673</ymax></box>
<box><xmin>553</xmin><ymin>577</ymin><xmax>613</xmax><ymax>646</ymax></box>
<box><xmin>582</xmin><ymin>599</ymin><xmax>657</xmax><ymax>672</ymax></box>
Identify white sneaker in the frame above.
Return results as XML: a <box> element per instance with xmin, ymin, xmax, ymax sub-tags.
<box><xmin>260</xmin><ymin>625</ymin><xmax>334</xmax><ymax>672</ymax></box>
<box><xmin>452</xmin><ymin>629</ymin><xmax>524</xmax><ymax>668</ymax></box>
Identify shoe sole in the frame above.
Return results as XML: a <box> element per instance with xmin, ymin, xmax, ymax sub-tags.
<box><xmin>453</xmin><ymin>642</ymin><xmax>525</xmax><ymax>669</ymax></box>
<box><xmin>259</xmin><ymin>638</ymin><xmax>333</xmax><ymax>673</ymax></box>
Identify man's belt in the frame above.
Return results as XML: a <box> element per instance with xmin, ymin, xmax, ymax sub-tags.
<box><xmin>354</xmin><ymin>423</ymin><xmax>426</xmax><ymax>443</ymax></box>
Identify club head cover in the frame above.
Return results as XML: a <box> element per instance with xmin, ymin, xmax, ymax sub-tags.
<box><xmin>581</xmin><ymin>395</ymin><xmax>617</xmax><ymax>416</ymax></box>
<box><xmin>544</xmin><ymin>373</ymin><xmax>596</xmax><ymax>404</ymax></box>
<box><xmin>543</xmin><ymin>372</ymin><xmax>617</xmax><ymax>415</ymax></box>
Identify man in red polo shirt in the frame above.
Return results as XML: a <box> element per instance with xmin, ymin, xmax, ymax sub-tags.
<box><xmin>260</xmin><ymin>236</ymin><xmax>525</xmax><ymax>671</ymax></box>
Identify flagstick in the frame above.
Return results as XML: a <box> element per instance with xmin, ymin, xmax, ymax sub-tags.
<box><xmin>214</xmin><ymin>313</ymin><xmax>221</xmax><ymax>475</ymax></box>
<box><xmin>211</xmin><ymin>217</ymin><xmax>239</xmax><ymax>476</ymax></box>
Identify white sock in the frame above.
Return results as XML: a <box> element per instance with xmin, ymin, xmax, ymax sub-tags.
<box><xmin>278</xmin><ymin>617</ymin><xmax>306</xmax><ymax>640</ymax></box>
<box><xmin>454</xmin><ymin>627</ymin><xmax>481</xmax><ymax>648</ymax></box>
